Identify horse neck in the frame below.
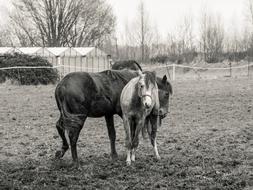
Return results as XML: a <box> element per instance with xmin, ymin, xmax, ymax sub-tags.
<box><xmin>119</xmin><ymin>71</ymin><xmax>139</xmax><ymax>85</ymax></box>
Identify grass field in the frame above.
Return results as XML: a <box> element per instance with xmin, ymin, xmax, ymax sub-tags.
<box><xmin>0</xmin><ymin>77</ymin><xmax>252</xmax><ymax>189</ymax></box>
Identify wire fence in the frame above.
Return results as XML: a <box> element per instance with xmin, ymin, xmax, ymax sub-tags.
<box><xmin>143</xmin><ymin>62</ymin><xmax>253</xmax><ymax>80</ymax></box>
<box><xmin>0</xmin><ymin>62</ymin><xmax>253</xmax><ymax>81</ymax></box>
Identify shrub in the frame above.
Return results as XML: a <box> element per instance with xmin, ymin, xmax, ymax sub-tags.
<box><xmin>150</xmin><ymin>55</ymin><xmax>169</xmax><ymax>63</ymax></box>
<box><xmin>0</xmin><ymin>53</ymin><xmax>59</xmax><ymax>85</ymax></box>
<box><xmin>150</xmin><ymin>51</ymin><xmax>198</xmax><ymax>64</ymax></box>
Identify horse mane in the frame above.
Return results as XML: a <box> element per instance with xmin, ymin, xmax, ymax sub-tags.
<box><xmin>167</xmin><ymin>81</ymin><xmax>173</xmax><ymax>95</ymax></box>
<box><xmin>112</xmin><ymin>60</ymin><xmax>143</xmax><ymax>71</ymax></box>
<box><xmin>103</xmin><ymin>69</ymin><xmax>138</xmax><ymax>83</ymax></box>
<box><xmin>156</xmin><ymin>76</ymin><xmax>173</xmax><ymax>95</ymax></box>
<box><xmin>132</xmin><ymin>60</ymin><xmax>142</xmax><ymax>71</ymax></box>
<box><xmin>143</xmin><ymin>71</ymin><xmax>156</xmax><ymax>87</ymax></box>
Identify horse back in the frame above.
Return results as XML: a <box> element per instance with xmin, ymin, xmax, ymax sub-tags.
<box><xmin>56</xmin><ymin>70</ymin><xmax>138</xmax><ymax>118</ymax></box>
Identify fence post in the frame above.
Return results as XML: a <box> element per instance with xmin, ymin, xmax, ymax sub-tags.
<box><xmin>57</xmin><ymin>56</ymin><xmax>62</xmax><ymax>79</ymax></box>
<box><xmin>229</xmin><ymin>62</ymin><xmax>232</xmax><ymax>77</ymax></box>
<box><xmin>248</xmin><ymin>59</ymin><xmax>250</xmax><ymax>77</ymax></box>
<box><xmin>172</xmin><ymin>63</ymin><xmax>176</xmax><ymax>81</ymax></box>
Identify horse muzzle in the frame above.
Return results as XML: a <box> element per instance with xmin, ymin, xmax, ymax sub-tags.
<box><xmin>159</xmin><ymin>109</ymin><xmax>168</xmax><ymax>119</ymax></box>
<box><xmin>142</xmin><ymin>94</ymin><xmax>152</xmax><ymax>109</ymax></box>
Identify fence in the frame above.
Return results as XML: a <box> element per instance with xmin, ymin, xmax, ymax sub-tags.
<box><xmin>142</xmin><ymin>62</ymin><xmax>253</xmax><ymax>81</ymax></box>
<box><xmin>0</xmin><ymin>62</ymin><xmax>253</xmax><ymax>81</ymax></box>
<box><xmin>0</xmin><ymin>65</ymin><xmax>103</xmax><ymax>80</ymax></box>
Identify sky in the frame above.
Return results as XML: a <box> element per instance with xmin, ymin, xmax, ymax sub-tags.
<box><xmin>107</xmin><ymin>0</ymin><xmax>247</xmax><ymax>43</ymax></box>
<box><xmin>0</xmin><ymin>0</ymin><xmax>12</xmax><ymax>24</ymax></box>
<box><xmin>0</xmin><ymin>0</ymin><xmax>249</xmax><ymax>44</ymax></box>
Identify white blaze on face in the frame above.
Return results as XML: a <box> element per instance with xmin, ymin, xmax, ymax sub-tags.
<box><xmin>143</xmin><ymin>95</ymin><xmax>152</xmax><ymax>108</ymax></box>
<box><xmin>141</xmin><ymin>74</ymin><xmax>153</xmax><ymax>108</ymax></box>
<box><xmin>138</xmin><ymin>74</ymin><xmax>152</xmax><ymax>108</ymax></box>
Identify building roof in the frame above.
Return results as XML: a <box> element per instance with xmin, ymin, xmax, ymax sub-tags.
<box><xmin>0</xmin><ymin>47</ymin><xmax>15</xmax><ymax>54</ymax></box>
<box><xmin>47</xmin><ymin>47</ymin><xmax>70</xmax><ymax>56</ymax></box>
<box><xmin>18</xmin><ymin>47</ymin><xmax>42</xmax><ymax>55</ymax></box>
<box><xmin>0</xmin><ymin>47</ymin><xmax>108</xmax><ymax>57</ymax></box>
<box><xmin>73</xmin><ymin>47</ymin><xmax>95</xmax><ymax>56</ymax></box>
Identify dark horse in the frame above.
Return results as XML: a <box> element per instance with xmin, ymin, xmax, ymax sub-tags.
<box><xmin>111</xmin><ymin>60</ymin><xmax>142</xmax><ymax>71</ymax></box>
<box><xmin>55</xmin><ymin>70</ymin><xmax>172</xmax><ymax>168</ymax></box>
<box><xmin>112</xmin><ymin>60</ymin><xmax>172</xmax><ymax>123</ymax></box>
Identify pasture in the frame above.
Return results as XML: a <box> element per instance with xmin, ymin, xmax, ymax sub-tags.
<box><xmin>0</xmin><ymin>77</ymin><xmax>252</xmax><ymax>189</ymax></box>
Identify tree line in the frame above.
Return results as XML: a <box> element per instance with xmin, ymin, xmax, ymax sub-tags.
<box><xmin>112</xmin><ymin>0</ymin><xmax>253</xmax><ymax>63</ymax></box>
<box><xmin>1</xmin><ymin>0</ymin><xmax>253</xmax><ymax>64</ymax></box>
<box><xmin>0</xmin><ymin>0</ymin><xmax>115</xmax><ymax>47</ymax></box>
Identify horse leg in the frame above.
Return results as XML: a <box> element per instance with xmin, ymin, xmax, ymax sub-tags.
<box><xmin>67</xmin><ymin>117</ymin><xmax>86</xmax><ymax>169</ymax></box>
<box><xmin>149</xmin><ymin>115</ymin><xmax>160</xmax><ymax>160</ymax></box>
<box><xmin>131</xmin><ymin>118</ymin><xmax>144</xmax><ymax>161</ymax></box>
<box><xmin>141</xmin><ymin>119</ymin><xmax>148</xmax><ymax>139</ymax></box>
<box><xmin>132</xmin><ymin>118</ymin><xmax>144</xmax><ymax>148</ymax></box>
<box><xmin>142</xmin><ymin>117</ymin><xmax>151</xmax><ymax>140</ymax></box>
<box><xmin>105</xmin><ymin>115</ymin><xmax>118</xmax><ymax>160</ymax></box>
<box><xmin>55</xmin><ymin>116</ymin><xmax>69</xmax><ymax>159</ymax></box>
<box><xmin>123</xmin><ymin>115</ymin><xmax>132</xmax><ymax>165</ymax></box>
<box><xmin>67</xmin><ymin>128</ymin><xmax>82</xmax><ymax>168</ymax></box>
<box><xmin>131</xmin><ymin>148</ymin><xmax>136</xmax><ymax>162</ymax></box>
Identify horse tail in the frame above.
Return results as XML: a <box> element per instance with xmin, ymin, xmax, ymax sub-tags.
<box><xmin>55</xmin><ymin>86</ymin><xmax>84</xmax><ymax>129</ymax></box>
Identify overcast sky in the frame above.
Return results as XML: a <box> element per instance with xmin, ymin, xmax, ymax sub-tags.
<box><xmin>0</xmin><ymin>0</ymin><xmax>12</xmax><ymax>24</ymax></box>
<box><xmin>107</xmin><ymin>0</ymin><xmax>247</xmax><ymax>42</ymax></box>
<box><xmin>0</xmin><ymin>0</ymin><xmax>249</xmax><ymax>43</ymax></box>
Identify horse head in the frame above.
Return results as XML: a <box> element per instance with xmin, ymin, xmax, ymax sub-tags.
<box><xmin>137</xmin><ymin>71</ymin><xmax>157</xmax><ymax>109</ymax></box>
<box><xmin>156</xmin><ymin>75</ymin><xmax>173</xmax><ymax>120</ymax></box>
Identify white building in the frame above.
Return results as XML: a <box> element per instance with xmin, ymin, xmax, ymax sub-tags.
<box><xmin>0</xmin><ymin>47</ymin><xmax>112</xmax><ymax>76</ymax></box>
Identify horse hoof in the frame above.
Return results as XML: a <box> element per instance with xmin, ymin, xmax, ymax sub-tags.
<box><xmin>111</xmin><ymin>153</ymin><xmax>118</xmax><ymax>160</ymax></box>
<box><xmin>55</xmin><ymin>150</ymin><xmax>64</xmax><ymax>159</ymax></box>
<box><xmin>156</xmin><ymin>155</ymin><xmax>161</xmax><ymax>160</ymax></box>
<box><xmin>126</xmin><ymin>161</ymin><xmax>131</xmax><ymax>166</ymax></box>
<box><xmin>72</xmin><ymin>162</ymin><xmax>80</xmax><ymax>169</ymax></box>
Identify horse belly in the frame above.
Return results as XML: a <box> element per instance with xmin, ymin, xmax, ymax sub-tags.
<box><xmin>88</xmin><ymin>98</ymin><xmax>115</xmax><ymax>117</ymax></box>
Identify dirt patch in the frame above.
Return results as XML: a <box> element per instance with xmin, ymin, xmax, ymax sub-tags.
<box><xmin>0</xmin><ymin>78</ymin><xmax>252</xmax><ymax>189</ymax></box>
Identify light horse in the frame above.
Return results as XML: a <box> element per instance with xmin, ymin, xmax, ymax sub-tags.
<box><xmin>120</xmin><ymin>71</ymin><xmax>160</xmax><ymax>165</ymax></box>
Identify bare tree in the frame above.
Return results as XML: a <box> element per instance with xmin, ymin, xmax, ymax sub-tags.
<box><xmin>166</xmin><ymin>32</ymin><xmax>177</xmax><ymax>56</ymax></box>
<box><xmin>246</xmin><ymin>0</ymin><xmax>253</xmax><ymax>27</ymax></box>
<box><xmin>0</xmin><ymin>27</ymin><xmax>16</xmax><ymax>46</ymax></box>
<box><xmin>10</xmin><ymin>0</ymin><xmax>115</xmax><ymax>47</ymax></box>
<box><xmin>200</xmin><ymin>11</ymin><xmax>224</xmax><ymax>63</ymax></box>
<box><xmin>122</xmin><ymin>20</ymin><xmax>137</xmax><ymax>59</ymax></box>
<box><xmin>199</xmin><ymin>9</ymin><xmax>208</xmax><ymax>61</ymax></box>
<box><xmin>132</xmin><ymin>1</ymin><xmax>153</xmax><ymax>61</ymax></box>
<box><xmin>140</xmin><ymin>1</ymin><xmax>145</xmax><ymax>61</ymax></box>
<box><xmin>164</xmin><ymin>13</ymin><xmax>196</xmax><ymax>63</ymax></box>
<box><xmin>71</xmin><ymin>0</ymin><xmax>116</xmax><ymax>47</ymax></box>
<box><xmin>245</xmin><ymin>0</ymin><xmax>253</xmax><ymax>56</ymax></box>
<box><xmin>174</xmin><ymin>14</ymin><xmax>195</xmax><ymax>58</ymax></box>
<box><xmin>150</xmin><ymin>24</ymin><xmax>166</xmax><ymax>56</ymax></box>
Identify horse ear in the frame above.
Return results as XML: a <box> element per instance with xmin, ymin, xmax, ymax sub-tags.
<box><xmin>162</xmin><ymin>75</ymin><xmax>167</xmax><ymax>83</ymax></box>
